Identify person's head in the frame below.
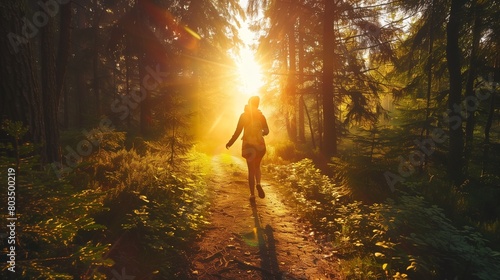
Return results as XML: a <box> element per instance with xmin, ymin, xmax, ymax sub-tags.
<box><xmin>248</xmin><ymin>96</ymin><xmax>260</xmax><ymax>109</ymax></box>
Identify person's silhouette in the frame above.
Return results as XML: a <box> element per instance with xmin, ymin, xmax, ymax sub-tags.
<box><xmin>226</xmin><ymin>96</ymin><xmax>269</xmax><ymax>204</ymax></box>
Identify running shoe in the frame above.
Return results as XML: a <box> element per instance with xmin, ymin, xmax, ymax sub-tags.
<box><xmin>256</xmin><ymin>184</ymin><xmax>265</xmax><ymax>199</ymax></box>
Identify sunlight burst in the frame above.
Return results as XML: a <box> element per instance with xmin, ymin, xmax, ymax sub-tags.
<box><xmin>236</xmin><ymin>48</ymin><xmax>264</xmax><ymax>98</ymax></box>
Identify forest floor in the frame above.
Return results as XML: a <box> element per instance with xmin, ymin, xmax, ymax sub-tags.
<box><xmin>187</xmin><ymin>154</ymin><xmax>340</xmax><ymax>279</ymax></box>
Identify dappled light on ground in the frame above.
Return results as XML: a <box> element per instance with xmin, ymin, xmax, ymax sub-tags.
<box><xmin>189</xmin><ymin>155</ymin><xmax>339</xmax><ymax>279</ymax></box>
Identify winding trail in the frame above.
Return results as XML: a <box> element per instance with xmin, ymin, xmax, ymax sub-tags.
<box><xmin>188</xmin><ymin>154</ymin><xmax>340</xmax><ymax>279</ymax></box>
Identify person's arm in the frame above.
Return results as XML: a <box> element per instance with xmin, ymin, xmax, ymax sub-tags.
<box><xmin>262</xmin><ymin>114</ymin><xmax>269</xmax><ymax>136</ymax></box>
<box><xmin>226</xmin><ymin>114</ymin><xmax>244</xmax><ymax>149</ymax></box>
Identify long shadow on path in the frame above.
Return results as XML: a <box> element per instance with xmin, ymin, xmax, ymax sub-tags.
<box><xmin>251</xmin><ymin>203</ymin><xmax>283</xmax><ymax>280</ymax></box>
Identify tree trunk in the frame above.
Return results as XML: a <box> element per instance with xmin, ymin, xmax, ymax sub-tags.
<box><xmin>446</xmin><ymin>0</ymin><xmax>465</xmax><ymax>184</ymax></box>
<box><xmin>281</xmin><ymin>40</ymin><xmax>293</xmax><ymax>140</ymax></box>
<box><xmin>322</xmin><ymin>0</ymin><xmax>337</xmax><ymax>157</ymax></box>
<box><xmin>482</xmin><ymin>50</ymin><xmax>499</xmax><ymax>176</ymax></box>
<box><xmin>298</xmin><ymin>16</ymin><xmax>306</xmax><ymax>143</ymax></box>
<box><xmin>63</xmin><ymin>83</ymin><xmax>69</xmax><ymax>128</ymax></box>
<box><xmin>288</xmin><ymin>21</ymin><xmax>297</xmax><ymax>143</ymax></box>
<box><xmin>93</xmin><ymin>1</ymin><xmax>101</xmax><ymax>115</ymax></box>
<box><xmin>125</xmin><ymin>39</ymin><xmax>132</xmax><ymax>128</ymax></box>
<box><xmin>93</xmin><ymin>26</ymin><xmax>101</xmax><ymax>115</ymax></box>
<box><xmin>0</xmin><ymin>1</ymin><xmax>45</xmax><ymax>161</ymax></box>
<box><xmin>40</xmin><ymin>2</ymin><xmax>60</xmax><ymax>163</ymax></box>
<box><xmin>75</xmin><ymin>4</ymin><xmax>87</xmax><ymax>127</ymax></box>
<box><xmin>137</xmin><ymin>3</ymin><xmax>152</xmax><ymax>136</ymax></box>
<box><xmin>481</xmin><ymin>90</ymin><xmax>495</xmax><ymax>176</ymax></box>
<box><xmin>316</xmin><ymin>82</ymin><xmax>323</xmax><ymax>149</ymax></box>
<box><xmin>303</xmin><ymin>95</ymin><xmax>316</xmax><ymax>149</ymax></box>
<box><xmin>464</xmin><ymin>0</ymin><xmax>482</xmax><ymax>173</ymax></box>
<box><xmin>139</xmin><ymin>58</ymin><xmax>150</xmax><ymax>135</ymax></box>
<box><xmin>56</xmin><ymin>1</ymin><xmax>72</xmax><ymax>102</ymax></box>
<box><xmin>422</xmin><ymin>0</ymin><xmax>435</xmax><ymax>169</ymax></box>
<box><xmin>76</xmin><ymin>72</ymin><xmax>86</xmax><ymax>127</ymax></box>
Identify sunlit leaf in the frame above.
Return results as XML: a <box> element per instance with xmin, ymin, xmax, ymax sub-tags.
<box><xmin>139</xmin><ymin>195</ymin><xmax>150</xmax><ymax>203</ymax></box>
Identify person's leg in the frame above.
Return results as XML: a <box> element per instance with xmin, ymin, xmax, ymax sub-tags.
<box><xmin>254</xmin><ymin>154</ymin><xmax>263</xmax><ymax>186</ymax></box>
<box><xmin>254</xmin><ymin>154</ymin><xmax>265</xmax><ymax>198</ymax></box>
<box><xmin>246</xmin><ymin>158</ymin><xmax>256</xmax><ymax>197</ymax></box>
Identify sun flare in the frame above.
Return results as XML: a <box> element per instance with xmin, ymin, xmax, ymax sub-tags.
<box><xmin>236</xmin><ymin>48</ymin><xmax>264</xmax><ymax>97</ymax></box>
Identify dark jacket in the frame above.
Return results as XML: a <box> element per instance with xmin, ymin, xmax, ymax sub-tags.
<box><xmin>227</xmin><ymin>105</ymin><xmax>269</xmax><ymax>148</ymax></box>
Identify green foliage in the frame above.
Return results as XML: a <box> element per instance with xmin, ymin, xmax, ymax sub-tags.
<box><xmin>270</xmin><ymin>158</ymin><xmax>348</xmax><ymax>232</ymax></box>
<box><xmin>1</xmin><ymin>120</ymin><xmax>29</xmax><ymax>140</ymax></box>
<box><xmin>85</xmin><ymin>136</ymin><xmax>211</xmax><ymax>278</ymax></box>
<box><xmin>269</xmin><ymin>142</ymin><xmax>300</xmax><ymax>162</ymax></box>
<box><xmin>1</xmin><ymin>121</ymin><xmax>211</xmax><ymax>278</ymax></box>
<box><xmin>152</xmin><ymin>91</ymin><xmax>194</xmax><ymax>169</ymax></box>
<box><xmin>330</xmin><ymin>155</ymin><xmax>394</xmax><ymax>203</ymax></box>
<box><xmin>1</xmin><ymin>120</ymin><xmax>32</xmax><ymax>169</ymax></box>
<box><xmin>0</xmin><ymin>121</ymin><xmax>110</xmax><ymax>279</ymax></box>
<box><xmin>338</xmin><ymin>255</ymin><xmax>382</xmax><ymax>280</ymax></box>
<box><xmin>268</xmin><ymin>159</ymin><xmax>500</xmax><ymax>279</ymax></box>
<box><xmin>370</xmin><ymin>194</ymin><xmax>500</xmax><ymax>279</ymax></box>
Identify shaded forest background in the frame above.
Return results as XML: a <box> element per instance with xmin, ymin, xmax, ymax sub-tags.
<box><xmin>1</xmin><ymin>0</ymin><xmax>500</xmax><ymax>279</ymax></box>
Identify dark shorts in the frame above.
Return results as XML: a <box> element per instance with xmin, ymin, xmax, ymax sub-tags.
<box><xmin>242</xmin><ymin>143</ymin><xmax>266</xmax><ymax>161</ymax></box>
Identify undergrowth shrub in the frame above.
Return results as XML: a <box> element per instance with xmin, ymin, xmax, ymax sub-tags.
<box><xmin>84</xmin><ymin>133</ymin><xmax>211</xmax><ymax>278</ymax></box>
<box><xmin>1</xmin><ymin>120</ymin><xmax>212</xmax><ymax>278</ymax></box>
<box><xmin>370</xmin><ymin>194</ymin><xmax>500</xmax><ymax>279</ymax></box>
<box><xmin>268</xmin><ymin>158</ymin><xmax>500</xmax><ymax>279</ymax></box>
<box><xmin>270</xmin><ymin>158</ymin><xmax>347</xmax><ymax>232</ymax></box>
<box><xmin>0</xmin><ymin>120</ymin><xmax>110</xmax><ymax>279</ymax></box>
<box><xmin>267</xmin><ymin>141</ymin><xmax>310</xmax><ymax>163</ymax></box>
<box><xmin>330</xmin><ymin>155</ymin><xmax>397</xmax><ymax>203</ymax></box>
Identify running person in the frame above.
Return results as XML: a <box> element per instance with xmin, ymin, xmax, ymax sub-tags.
<box><xmin>226</xmin><ymin>96</ymin><xmax>269</xmax><ymax>204</ymax></box>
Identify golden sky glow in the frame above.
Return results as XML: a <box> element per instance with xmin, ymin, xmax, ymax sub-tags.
<box><xmin>236</xmin><ymin>47</ymin><xmax>264</xmax><ymax>97</ymax></box>
<box><xmin>234</xmin><ymin>1</ymin><xmax>264</xmax><ymax>103</ymax></box>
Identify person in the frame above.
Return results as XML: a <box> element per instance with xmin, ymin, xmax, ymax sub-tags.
<box><xmin>226</xmin><ymin>96</ymin><xmax>269</xmax><ymax>204</ymax></box>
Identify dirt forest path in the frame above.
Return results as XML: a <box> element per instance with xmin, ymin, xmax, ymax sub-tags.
<box><xmin>188</xmin><ymin>154</ymin><xmax>340</xmax><ymax>279</ymax></box>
